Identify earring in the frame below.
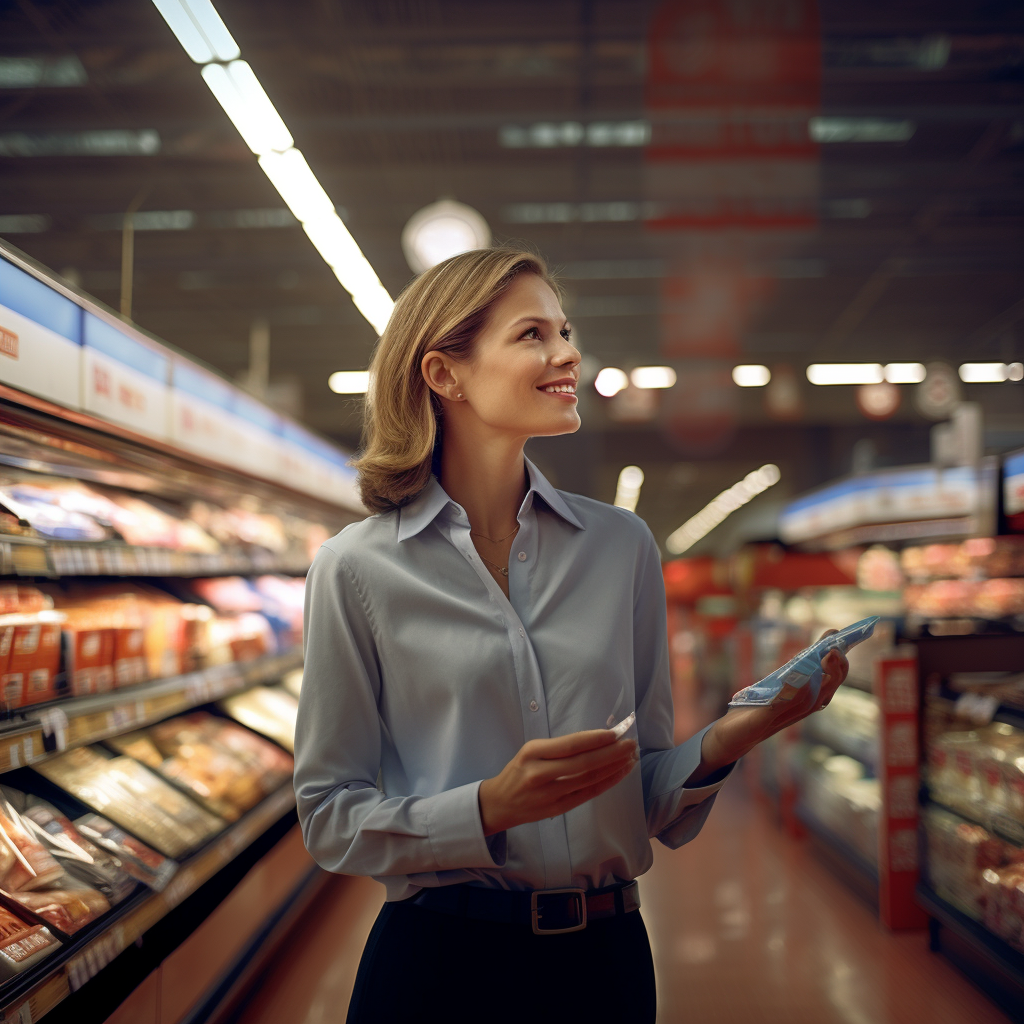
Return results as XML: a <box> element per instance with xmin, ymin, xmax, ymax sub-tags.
<box><xmin>456</xmin><ymin>392</ymin><xmax>463</xmax><ymax>398</ymax></box>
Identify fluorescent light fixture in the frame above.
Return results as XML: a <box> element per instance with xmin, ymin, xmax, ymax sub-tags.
<box><xmin>0</xmin><ymin>214</ymin><xmax>50</xmax><ymax>233</ymax></box>
<box><xmin>328</xmin><ymin>371</ymin><xmax>370</xmax><ymax>394</ymax></box>
<box><xmin>0</xmin><ymin>130</ymin><xmax>160</xmax><ymax>157</ymax></box>
<box><xmin>500</xmin><ymin>120</ymin><xmax>650</xmax><ymax>149</ymax></box>
<box><xmin>806</xmin><ymin>363</ymin><xmax>884</xmax><ymax>386</ymax></box>
<box><xmin>631</xmin><ymin>366</ymin><xmax>676</xmax><ymax>390</ymax></box>
<box><xmin>0</xmin><ymin>56</ymin><xmax>87</xmax><ymax>88</ymax></box>
<box><xmin>883</xmin><ymin>362</ymin><xmax>926</xmax><ymax>384</ymax></box>
<box><xmin>666</xmin><ymin>465</ymin><xmax>781</xmax><ymax>555</ymax></box>
<box><xmin>614</xmin><ymin>466</ymin><xmax>644</xmax><ymax>512</ymax></box>
<box><xmin>257</xmin><ymin>149</ymin><xmax>335</xmax><ymax>223</ymax></box>
<box><xmin>732</xmin><ymin>364</ymin><xmax>771</xmax><ymax>387</ymax></box>
<box><xmin>152</xmin><ymin>0</ymin><xmax>240</xmax><ymax>63</ymax></box>
<box><xmin>809</xmin><ymin>117</ymin><xmax>915</xmax><ymax>143</ymax></box>
<box><xmin>959</xmin><ymin>362</ymin><xmax>1024</xmax><ymax>383</ymax></box>
<box><xmin>595</xmin><ymin>367</ymin><xmax>629</xmax><ymax>397</ymax></box>
<box><xmin>402</xmin><ymin>200</ymin><xmax>491</xmax><ymax>274</ymax></box>
<box><xmin>201</xmin><ymin>61</ymin><xmax>293</xmax><ymax>156</ymax></box>
<box><xmin>153</xmin><ymin>0</ymin><xmax>394</xmax><ymax>337</ymax></box>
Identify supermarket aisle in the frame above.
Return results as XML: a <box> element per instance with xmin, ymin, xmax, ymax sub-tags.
<box><xmin>238</xmin><ymin>774</ymin><xmax>1008</xmax><ymax>1024</ymax></box>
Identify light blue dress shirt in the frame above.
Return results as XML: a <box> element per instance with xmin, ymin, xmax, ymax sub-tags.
<box><xmin>295</xmin><ymin>459</ymin><xmax>732</xmax><ymax>901</ymax></box>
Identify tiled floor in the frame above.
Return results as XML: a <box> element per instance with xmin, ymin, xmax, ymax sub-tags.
<box><xmin>238</xmin><ymin>774</ymin><xmax>1010</xmax><ymax>1024</ymax></box>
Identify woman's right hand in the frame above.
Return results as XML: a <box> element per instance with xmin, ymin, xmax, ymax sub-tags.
<box><xmin>477</xmin><ymin>730</ymin><xmax>639</xmax><ymax>836</ymax></box>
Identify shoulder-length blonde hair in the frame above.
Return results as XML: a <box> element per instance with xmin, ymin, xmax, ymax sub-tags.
<box><xmin>353</xmin><ymin>246</ymin><xmax>558</xmax><ymax>514</ymax></box>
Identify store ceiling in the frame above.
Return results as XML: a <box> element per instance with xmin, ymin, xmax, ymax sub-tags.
<box><xmin>2</xmin><ymin>0</ymin><xmax>1024</xmax><ymax>551</ymax></box>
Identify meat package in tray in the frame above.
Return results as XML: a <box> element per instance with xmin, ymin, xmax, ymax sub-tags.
<box><xmin>108</xmin><ymin>712</ymin><xmax>293</xmax><ymax>822</ymax></box>
<box><xmin>34</xmin><ymin>747</ymin><xmax>225</xmax><ymax>860</ymax></box>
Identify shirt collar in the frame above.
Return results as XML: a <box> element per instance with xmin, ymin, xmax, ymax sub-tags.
<box><xmin>397</xmin><ymin>457</ymin><xmax>584</xmax><ymax>541</ymax></box>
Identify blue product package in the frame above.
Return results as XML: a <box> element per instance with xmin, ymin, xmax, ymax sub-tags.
<box><xmin>728</xmin><ymin>616</ymin><xmax>879</xmax><ymax>708</ymax></box>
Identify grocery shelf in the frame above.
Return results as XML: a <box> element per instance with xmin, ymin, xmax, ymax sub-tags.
<box><xmin>0</xmin><ymin>532</ymin><xmax>311</xmax><ymax>579</ymax></box>
<box><xmin>800</xmin><ymin>720</ymin><xmax>878</xmax><ymax>771</ymax></box>
<box><xmin>0</xmin><ymin>647</ymin><xmax>302</xmax><ymax>774</ymax></box>
<box><xmin>926</xmin><ymin>797</ymin><xmax>1024</xmax><ymax>850</ymax></box>
<box><xmin>0</xmin><ymin>782</ymin><xmax>298</xmax><ymax>1024</ymax></box>
<box><xmin>797</xmin><ymin>806</ymin><xmax>879</xmax><ymax>909</ymax></box>
<box><xmin>916</xmin><ymin>883</ymin><xmax>1024</xmax><ymax>1022</ymax></box>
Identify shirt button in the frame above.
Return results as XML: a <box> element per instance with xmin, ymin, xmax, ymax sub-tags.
<box><xmin>529</xmin><ymin>700</ymin><xmax>539</xmax><ymax>712</ymax></box>
<box><xmin>518</xmin><ymin>628</ymin><xmax>525</xmax><ymax>638</ymax></box>
<box><xmin>517</xmin><ymin>551</ymin><xmax>527</xmax><ymax>561</ymax></box>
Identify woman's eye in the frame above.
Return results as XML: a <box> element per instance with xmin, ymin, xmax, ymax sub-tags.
<box><xmin>520</xmin><ymin>327</ymin><xmax>541</xmax><ymax>340</ymax></box>
<box><xmin>560</xmin><ymin>328</ymin><xmax>572</xmax><ymax>342</ymax></box>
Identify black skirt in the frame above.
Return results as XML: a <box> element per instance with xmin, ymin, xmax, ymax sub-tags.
<box><xmin>346</xmin><ymin>897</ymin><xmax>658</xmax><ymax>1024</ymax></box>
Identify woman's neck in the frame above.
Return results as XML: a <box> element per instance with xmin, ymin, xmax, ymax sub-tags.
<box><xmin>439</xmin><ymin>433</ymin><xmax>528</xmax><ymax>538</ymax></box>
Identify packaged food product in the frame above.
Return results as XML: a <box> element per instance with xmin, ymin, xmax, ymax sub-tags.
<box><xmin>34</xmin><ymin>747</ymin><xmax>225</xmax><ymax>859</ymax></box>
<box><xmin>2</xmin><ymin>878</ymin><xmax>111</xmax><ymax>939</ymax></box>
<box><xmin>0</xmin><ymin>612</ymin><xmax>65</xmax><ymax>710</ymax></box>
<box><xmin>73</xmin><ymin>815</ymin><xmax>177</xmax><ymax>891</ymax></box>
<box><xmin>12</xmin><ymin>795</ymin><xmax>137</xmax><ymax>906</ymax></box>
<box><xmin>220</xmin><ymin>687</ymin><xmax>299</xmax><ymax>752</ymax></box>
<box><xmin>729</xmin><ymin>617</ymin><xmax>878</xmax><ymax>707</ymax></box>
<box><xmin>119</xmin><ymin>712</ymin><xmax>293</xmax><ymax>821</ymax></box>
<box><xmin>0</xmin><ymin>904</ymin><xmax>59</xmax><ymax>979</ymax></box>
<box><xmin>0</xmin><ymin>806</ymin><xmax>63</xmax><ymax>892</ymax></box>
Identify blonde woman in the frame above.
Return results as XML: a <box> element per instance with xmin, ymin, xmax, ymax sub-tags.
<box><xmin>294</xmin><ymin>247</ymin><xmax>848</xmax><ymax>1023</ymax></box>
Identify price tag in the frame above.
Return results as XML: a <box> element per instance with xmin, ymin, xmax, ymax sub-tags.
<box><xmin>106</xmin><ymin>705</ymin><xmax>134</xmax><ymax>732</ymax></box>
<box><xmin>38</xmin><ymin>707</ymin><xmax>69</xmax><ymax>751</ymax></box>
<box><xmin>954</xmin><ymin>692</ymin><xmax>999</xmax><ymax>726</ymax></box>
<box><xmin>20</xmin><ymin>736</ymin><xmax>32</xmax><ymax>762</ymax></box>
<box><xmin>7</xmin><ymin>742</ymin><xmax>19</xmax><ymax>769</ymax></box>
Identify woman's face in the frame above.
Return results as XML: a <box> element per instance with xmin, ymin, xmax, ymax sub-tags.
<box><xmin>431</xmin><ymin>273</ymin><xmax>581</xmax><ymax>440</ymax></box>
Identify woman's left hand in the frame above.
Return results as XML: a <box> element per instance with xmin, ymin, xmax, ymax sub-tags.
<box><xmin>687</xmin><ymin>631</ymin><xmax>850</xmax><ymax>786</ymax></box>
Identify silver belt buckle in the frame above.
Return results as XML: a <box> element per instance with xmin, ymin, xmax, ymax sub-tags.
<box><xmin>530</xmin><ymin>887</ymin><xmax>587</xmax><ymax>935</ymax></box>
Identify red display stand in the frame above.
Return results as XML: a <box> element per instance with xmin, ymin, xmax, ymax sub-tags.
<box><xmin>875</xmin><ymin>656</ymin><xmax>929</xmax><ymax>930</ymax></box>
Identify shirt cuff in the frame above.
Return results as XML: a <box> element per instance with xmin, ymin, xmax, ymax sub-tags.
<box><xmin>424</xmin><ymin>780</ymin><xmax>507</xmax><ymax>871</ymax></box>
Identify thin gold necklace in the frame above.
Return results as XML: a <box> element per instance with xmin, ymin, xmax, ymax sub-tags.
<box><xmin>478</xmin><ymin>553</ymin><xmax>510</xmax><ymax>578</ymax></box>
<box><xmin>470</xmin><ymin>524</ymin><xmax>520</xmax><ymax>544</ymax></box>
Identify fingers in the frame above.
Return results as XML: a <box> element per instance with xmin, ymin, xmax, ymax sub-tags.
<box><xmin>530</xmin><ymin>728</ymin><xmax>619</xmax><ymax>760</ymax></box>
<box><xmin>818</xmin><ymin>628</ymin><xmax>839</xmax><ymax>640</ymax></box>
<box><xmin>536</xmin><ymin>738</ymin><xmax>637</xmax><ymax>784</ymax></box>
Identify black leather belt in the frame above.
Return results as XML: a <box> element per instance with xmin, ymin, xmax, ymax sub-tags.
<box><xmin>408</xmin><ymin>880</ymin><xmax>640</xmax><ymax>935</ymax></box>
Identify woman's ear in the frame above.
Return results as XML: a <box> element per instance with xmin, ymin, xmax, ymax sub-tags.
<box><xmin>422</xmin><ymin>352</ymin><xmax>462</xmax><ymax>401</ymax></box>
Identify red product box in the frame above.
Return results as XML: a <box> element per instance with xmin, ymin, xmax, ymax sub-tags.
<box><xmin>1</xmin><ymin>613</ymin><xmax>64</xmax><ymax>710</ymax></box>
<box><xmin>113</xmin><ymin>627</ymin><xmax>147</xmax><ymax>687</ymax></box>
<box><xmin>63</xmin><ymin>626</ymin><xmax>110</xmax><ymax>697</ymax></box>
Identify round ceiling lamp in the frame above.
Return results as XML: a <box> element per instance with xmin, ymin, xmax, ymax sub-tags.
<box><xmin>857</xmin><ymin>381</ymin><xmax>900</xmax><ymax>420</ymax></box>
<box><xmin>401</xmin><ymin>200</ymin><xmax>491</xmax><ymax>274</ymax></box>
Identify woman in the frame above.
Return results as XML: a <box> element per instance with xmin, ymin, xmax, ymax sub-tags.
<box><xmin>295</xmin><ymin>247</ymin><xmax>848</xmax><ymax>1023</ymax></box>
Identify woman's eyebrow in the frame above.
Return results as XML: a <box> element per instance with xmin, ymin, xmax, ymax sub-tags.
<box><xmin>508</xmin><ymin>314</ymin><xmax>568</xmax><ymax>329</ymax></box>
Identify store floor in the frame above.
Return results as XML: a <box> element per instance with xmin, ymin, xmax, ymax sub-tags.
<box><xmin>237</xmin><ymin>774</ymin><xmax>1009</xmax><ymax>1024</ymax></box>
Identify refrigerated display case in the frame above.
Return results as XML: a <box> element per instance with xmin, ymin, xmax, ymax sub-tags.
<box><xmin>916</xmin><ymin>633</ymin><xmax>1024</xmax><ymax>1018</ymax></box>
<box><xmin>0</xmin><ymin>241</ymin><xmax>362</xmax><ymax>1023</ymax></box>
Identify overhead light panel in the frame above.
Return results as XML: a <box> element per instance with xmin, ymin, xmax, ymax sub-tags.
<box><xmin>151</xmin><ymin>0</ymin><xmax>394</xmax><ymax>337</ymax></box>
<box><xmin>631</xmin><ymin>366</ymin><xmax>676</xmax><ymax>390</ymax></box>
<box><xmin>328</xmin><ymin>371</ymin><xmax>370</xmax><ymax>394</ymax></box>
<box><xmin>595</xmin><ymin>367</ymin><xmax>629</xmax><ymax>397</ymax></box>
<box><xmin>666</xmin><ymin>465</ymin><xmax>781</xmax><ymax>555</ymax></box>
<box><xmin>883</xmin><ymin>362</ymin><xmax>926</xmax><ymax>384</ymax></box>
<box><xmin>806</xmin><ymin>363</ymin><xmax>884</xmax><ymax>386</ymax></box>
<box><xmin>614</xmin><ymin>466</ymin><xmax>644</xmax><ymax>512</ymax></box>
<box><xmin>200</xmin><ymin>61</ymin><xmax>293</xmax><ymax>155</ymax></box>
<box><xmin>732</xmin><ymin>364</ymin><xmax>771</xmax><ymax>387</ymax></box>
<box><xmin>959</xmin><ymin>362</ymin><xmax>1024</xmax><ymax>383</ymax></box>
<box><xmin>152</xmin><ymin>0</ymin><xmax>240</xmax><ymax>63</ymax></box>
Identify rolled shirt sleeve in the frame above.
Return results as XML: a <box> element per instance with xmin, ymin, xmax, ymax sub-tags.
<box><xmin>631</xmin><ymin>528</ymin><xmax>734</xmax><ymax>848</ymax></box>
<box><xmin>294</xmin><ymin>542</ymin><xmax>504</xmax><ymax>878</ymax></box>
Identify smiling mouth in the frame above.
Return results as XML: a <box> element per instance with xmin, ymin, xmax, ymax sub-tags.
<box><xmin>539</xmin><ymin>383</ymin><xmax>577</xmax><ymax>395</ymax></box>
